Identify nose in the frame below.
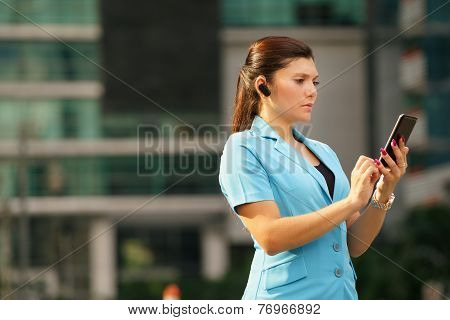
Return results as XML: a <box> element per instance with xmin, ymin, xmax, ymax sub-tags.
<box><xmin>306</xmin><ymin>81</ymin><xmax>317</xmax><ymax>98</ymax></box>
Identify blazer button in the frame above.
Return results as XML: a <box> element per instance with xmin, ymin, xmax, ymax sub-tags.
<box><xmin>334</xmin><ymin>267</ymin><xmax>343</xmax><ymax>278</ymax></box>
<box><xmin>333</xmin><ymin>242</ymin><xmax>340</xmax><ymax>252</ymax></box>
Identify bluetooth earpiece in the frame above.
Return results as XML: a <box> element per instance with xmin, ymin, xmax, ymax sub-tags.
<box><xmin>258</xmin><ymin>83</ymin><xmax>271</xmax><ymax>97</ymax></box>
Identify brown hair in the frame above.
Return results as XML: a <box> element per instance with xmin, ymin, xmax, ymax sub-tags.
<box><xmin>232</xmin><ymin>36</ymin><xmax>314</xmax><ymax>133</ymax></box>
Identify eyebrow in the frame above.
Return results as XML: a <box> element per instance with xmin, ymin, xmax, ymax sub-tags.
<box><xmin>293</xmin><ymin>72</ymin><xmax>319</xmax><ymax>79</ymax></box>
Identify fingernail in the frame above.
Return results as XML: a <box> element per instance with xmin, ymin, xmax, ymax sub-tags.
<box><xmin>380</xmin><ymin>148</ymin><xmax>387</xmax><ymax>156</ymax></box>
<box><xmin>392</xmin><ymin>139</ymin><xmax>397</xmax><ymax>147</ymax></box>
<box><xmin>400</xmin><ymin>136</ymin><xmax>405</xmax><ymax>143</ymax></box>
<box><xmin>374</xmin><ymin>159</ymin><xmax>380</xmax><ymax>166</ymax></box>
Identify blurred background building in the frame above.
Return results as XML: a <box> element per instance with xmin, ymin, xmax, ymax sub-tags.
<box><xmin>0</xmin><ymin>0</ymin><xmax>448</xmax><ymax>299</ymax></box>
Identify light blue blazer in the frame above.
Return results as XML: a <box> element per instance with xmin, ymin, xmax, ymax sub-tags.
<box><xmin>219</xmin><ymin>115</ymin><xmax>358</xmax><ymax>300</ymax></box>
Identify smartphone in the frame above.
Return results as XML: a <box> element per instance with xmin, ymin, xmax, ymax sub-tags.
<box><xmin>379</xmin><ymin>114</ymin><xmax>418</xmax><ymax>167</ymax></box>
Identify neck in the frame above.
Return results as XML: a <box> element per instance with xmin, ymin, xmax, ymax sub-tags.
<box><xmin>259</xmin><ymin>111</ymin><xmax>296</xmax><ymax>144</ymax></box>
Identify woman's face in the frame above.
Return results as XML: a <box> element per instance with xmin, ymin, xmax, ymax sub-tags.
<box><xmin>268</xmin><ymin>57</ymin><xmax>319</xmax><ymax>124</ymax></box>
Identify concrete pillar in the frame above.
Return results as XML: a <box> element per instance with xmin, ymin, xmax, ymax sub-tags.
<box><xmin>89</xmin><ymin>217</ymin><xmax>117</xmax><ymax>299</ymax></box>
<box><xmin>201</xmin><ymin>224</ymin><xmax>229</xmax><ymax>280</ymax></box>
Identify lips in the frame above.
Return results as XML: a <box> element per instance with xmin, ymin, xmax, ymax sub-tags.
<box><xmin>301</xmin><ymin>104</ymin><xmax>313</xmax><ymax>113</ymax></box>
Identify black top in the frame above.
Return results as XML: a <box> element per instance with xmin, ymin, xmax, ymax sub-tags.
<box><xmin>314</xmin><ymin>162</ymin><xmax>335</xmax><ymax>199</ymax></box>
<box><xmin>292</xmin><ymin>132</ymin><xmax>335</xmax><ymax>199</ymax></box>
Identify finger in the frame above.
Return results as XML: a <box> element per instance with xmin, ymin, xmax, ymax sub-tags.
<box><xmin>380</xmin><ymin>147</ymin><xmax>401</xmax><ymax>176</ymax></box>
<box><xmin>361</xmin><ymin>159</ymin><xmax>378</xmax><ymax>180</ymax></box>
<box><xmin>362</xmin><ymin>164</ymin><xmax>375</xmax><ymax>181</ymax></box>
<box><xmin>353</xmin><ymin>157</ymin><xmax>365</xmax><ymax>177</ymax></box>
<box><xmin>359</xmin><ymin>158</ymin><xmax>374</xmax><ymax>173</ymax></box>
<box><xmin>355</xmin><ymin>155</ymin><xmax>371</xmax><ymax>170</ymax></box>
<box><xmin>397</xmin><ymin>136</ymin><xmax>410</xmax><ymax>168</ymax></box>
<box><xmin>371</xmin><ymin>171</ymin><xmax>381</xmax><ymax>184</ymax></box>
<box><xmin>400</xmin><ymin>136</ymin><xmax>410</xmax><ymax>156</ymax></box>
<box><xmin>404</xmin><ymin>146</ymin><xmax>410</xmax><ymax>156</ymax></box>
<box><xmin>353</xmin><ymin>157</ymin><xmax>363</xmax><ymax>174</ymax></box>
<box><xmin>399</xmin><ymin>135</ymin><xmax>406</xmax><ymax>148</ymax></box>
<box><xmin>374</xmin><ymin>158</ymin><xmax>391</xmax><ymax>177</ymax></box>
<box><xmin>370</xmin><ymin>160</ymin><xmax>381</xmax><ymax>183</ymax></box>
<box><xmin>391</xmin><ymin>139</ymin><xmax>405</xmax><ymax>167</ymax></box>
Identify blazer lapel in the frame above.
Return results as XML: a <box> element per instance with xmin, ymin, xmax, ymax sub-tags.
<box><xmin>274</xmin><ymin>137</ymin><xmax>333</xmax><ymax>203</ymax></box>
<box><xmin>302</xmin><ymin>139</ymin><xmax>335</xmax><ymax>203</ymax></box>
<box><xmin>250</xmin><ymin>115</ymin><xmax>334</xmax><ymax>203</ymax></box>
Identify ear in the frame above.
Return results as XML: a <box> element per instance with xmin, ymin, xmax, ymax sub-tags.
<box><xmin>254</xmin><ymin>75</ymin><xmax>270</xmax><ymax>98</ymax></box>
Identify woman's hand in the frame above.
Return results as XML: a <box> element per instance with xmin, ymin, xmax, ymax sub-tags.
<box><xmin>347</xmin><ymin>156</ymin><xmax>381</xmax><ymax>210</ymax></box>
<box><xmin>375</xmin><ymin>136</ymin><xmax>410</xmax><ymax>200</ymax></box>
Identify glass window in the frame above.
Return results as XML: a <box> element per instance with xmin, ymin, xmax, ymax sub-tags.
<box><xmin>221</xmin><ymin>0</ymin><xmax>365</xmax><ymax>26</ymax></box>
<box><xmin>0</xmin><ymin>99</ymin><xmax>100</xmax><ymax>139</ymax></box>
<box><xmin>0</xmin><ymin>0</ymin><xmax>99</xmax><ymax>24</ymax></box>
<box><xmin>0</xmin><ymin>42</ymin><xmax>99</xmax><ymax>81</ymax></box>
<box><xmin>3</xmin><ymin>155</ymin><xmax>219</xmax><ymax>197</ymax></box>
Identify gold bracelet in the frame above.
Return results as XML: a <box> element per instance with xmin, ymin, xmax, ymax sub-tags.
<box><xmin>369</xmin><ymin>193</ymin><xmax>395</xmax><ymax>211</ymax></box>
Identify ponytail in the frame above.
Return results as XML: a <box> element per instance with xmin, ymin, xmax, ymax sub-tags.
<box><xmin>232</xmin><ymin>69</ymin><xmax>259</xmax><ymax>133</ymax></box>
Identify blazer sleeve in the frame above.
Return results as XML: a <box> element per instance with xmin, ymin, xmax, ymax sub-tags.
<box><xmin>219</xmin><ymin>135</ymin><xmax>275</xmax><ymax>217</ymax></box>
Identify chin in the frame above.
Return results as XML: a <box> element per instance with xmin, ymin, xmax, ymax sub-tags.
<box><xmin>280</xmin><ymin>110</ymin><xmax>311</xmax><ymax>125</ymax></box>
<box><xmin>292</xmin><ymin>114</ymin><xmax>311</xmax><ymax>124</ymax></box>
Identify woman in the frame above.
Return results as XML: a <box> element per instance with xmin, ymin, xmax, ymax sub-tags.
<box><xmin>218</xmin><ymin>36</ymin><xmax>409</xmax><ymax>299</ymax></box>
